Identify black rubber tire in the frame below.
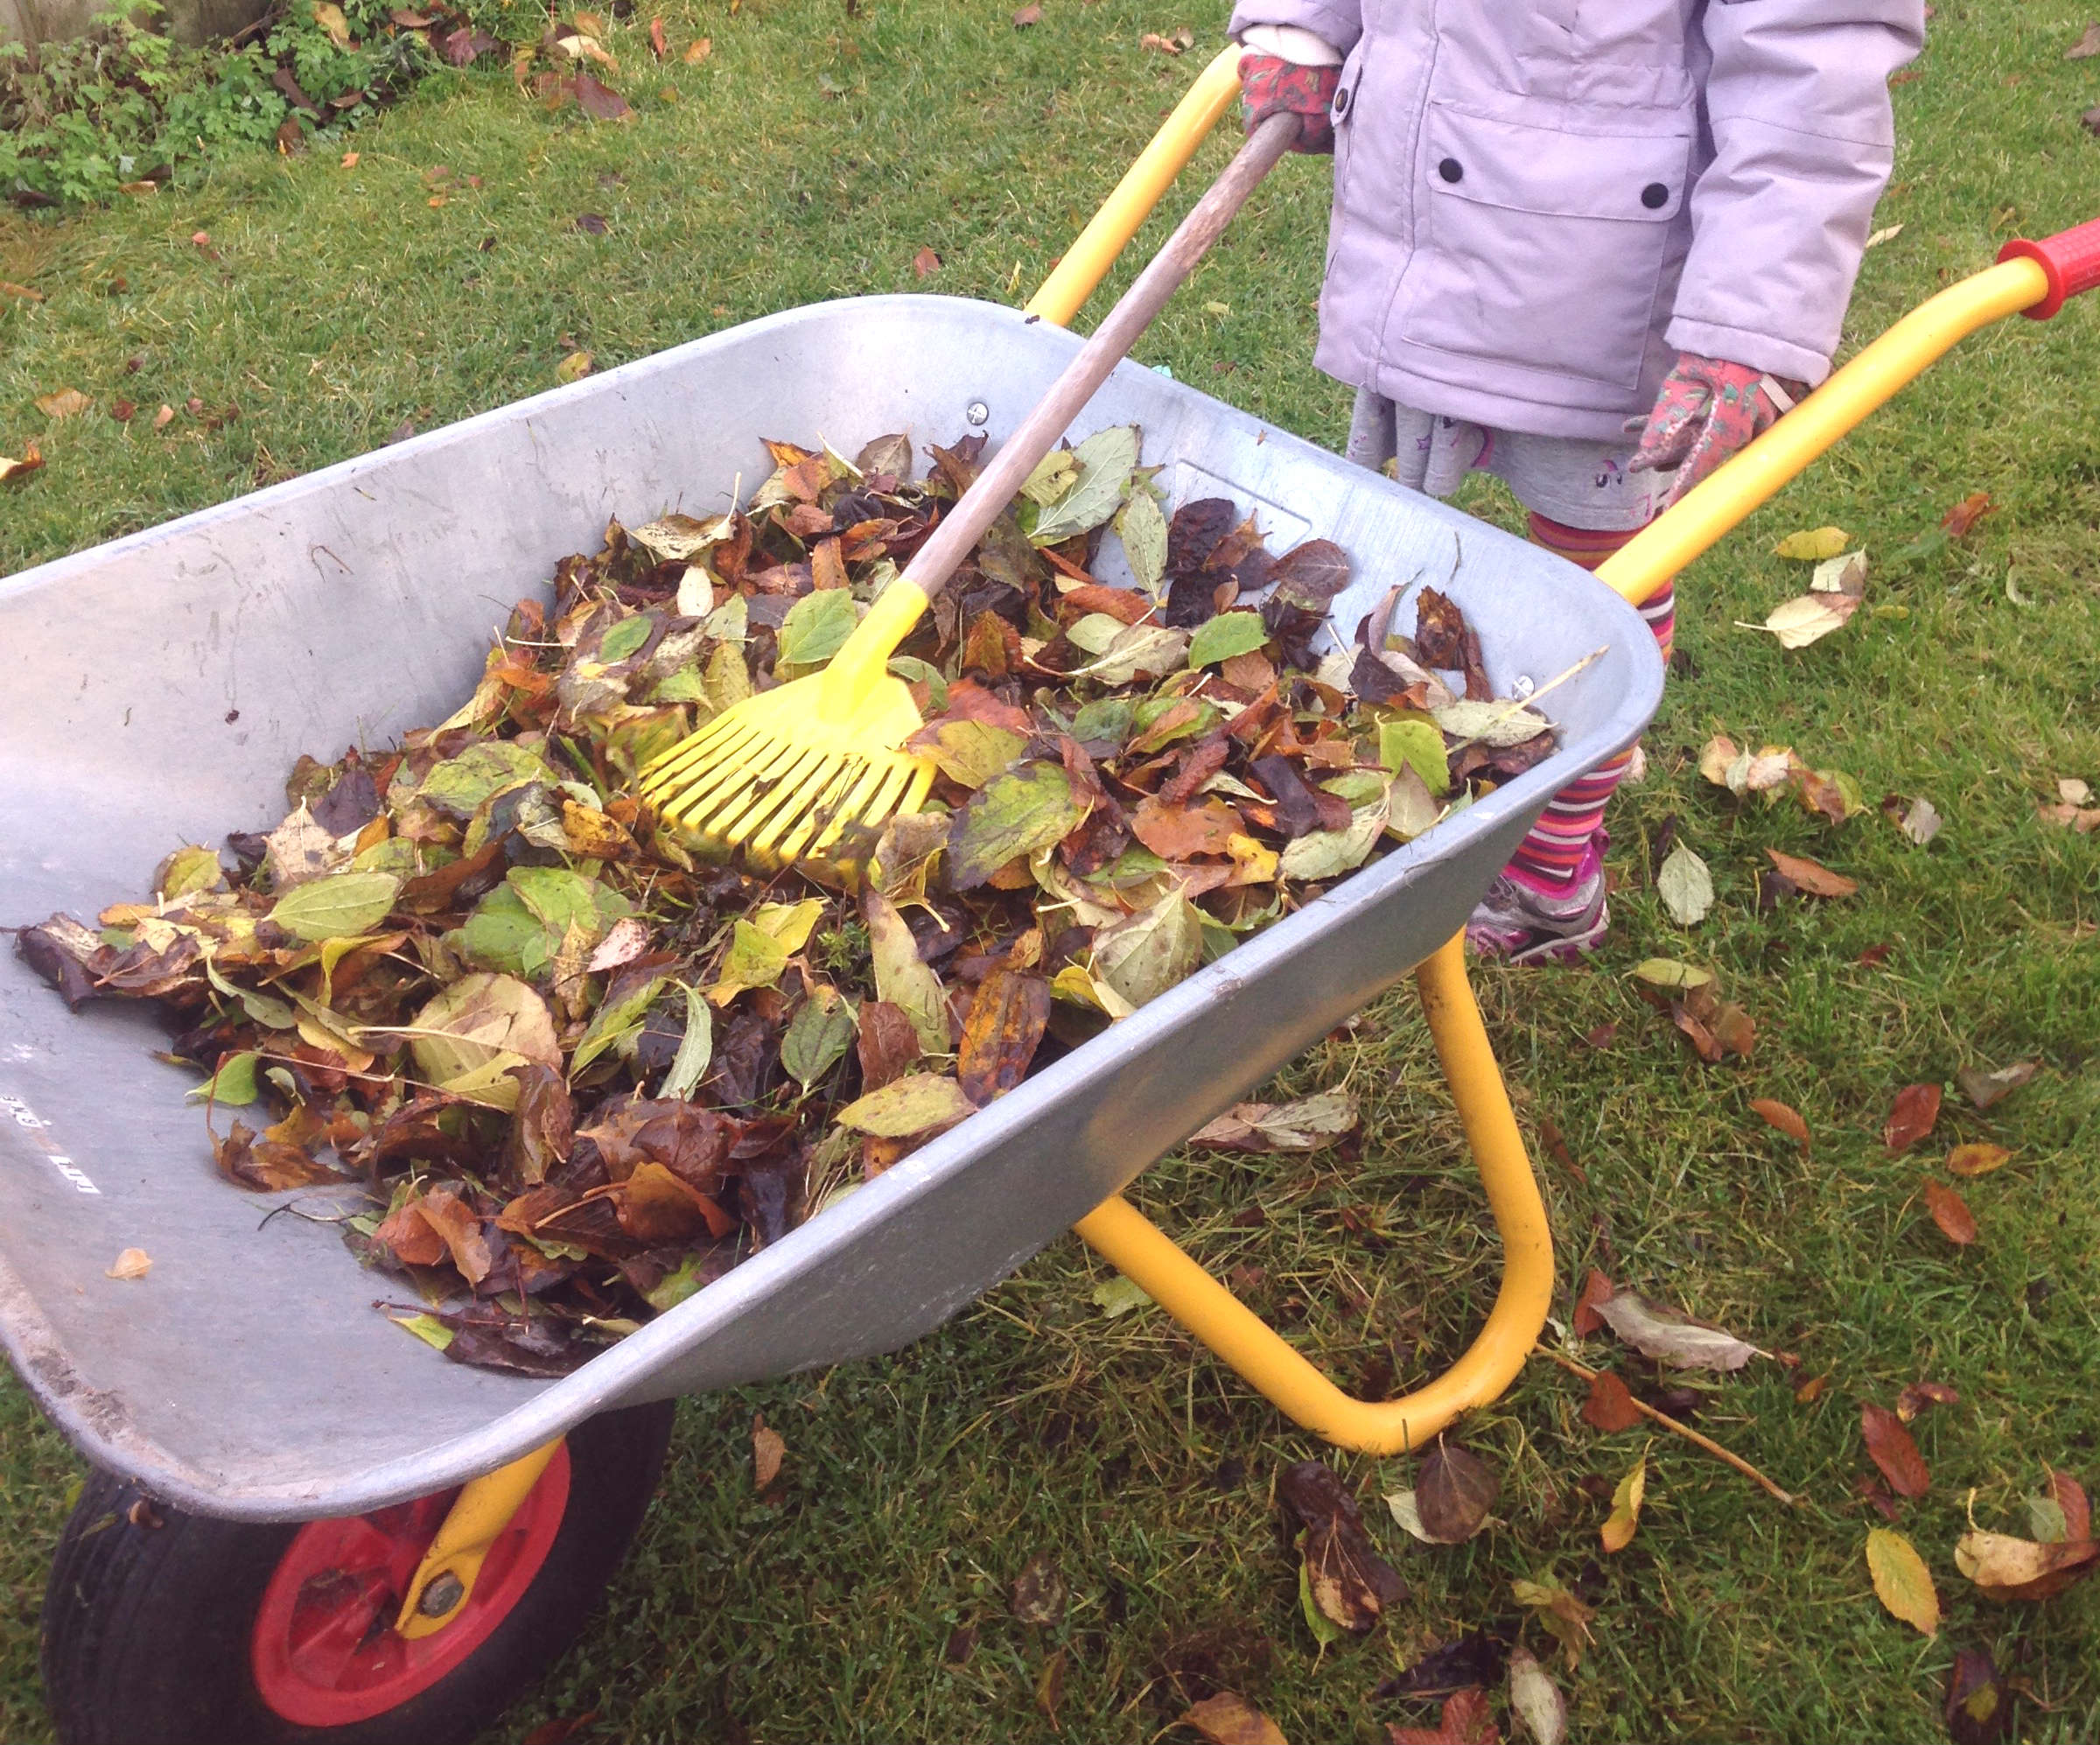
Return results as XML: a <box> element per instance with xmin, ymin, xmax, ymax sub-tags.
<box><xmin>39</xmin><ymin>1400</ymin><xmax>676</xmax><ymax>1745</ymax></box>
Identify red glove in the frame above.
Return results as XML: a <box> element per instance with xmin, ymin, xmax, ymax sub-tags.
<box><xmin>1239</xmin><ymin>52</ymin><xmax>1339</xmax><ymax>155</ymax></box>
<box><xmin>1628</xmin><ymin>355</ymin><xmax>1808</xmax><ymax>508</ymax></box>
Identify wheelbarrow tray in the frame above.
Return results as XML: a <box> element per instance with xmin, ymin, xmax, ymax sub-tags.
<box><xmin>0</xmin><ymin>294</ymin><xmax>1662</xmax><ymax>1522</ymax></box>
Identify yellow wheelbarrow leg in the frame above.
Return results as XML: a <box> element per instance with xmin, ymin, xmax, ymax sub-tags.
<box><xmin>1074</xmin><ymin>934</ymin><xmax>1552</xmax><ymax>1454</ymax></box>
<box><xmin>395</xmin><ymin>1439</ymin><xmax>564</xmax><ymax>1638</ymax></box>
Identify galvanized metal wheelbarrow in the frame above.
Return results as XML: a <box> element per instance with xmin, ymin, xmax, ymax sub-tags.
<box><xmin>2</xmin><ymin>42</ymin><xmax>2093</xmax><ymax>1745</ymax></box>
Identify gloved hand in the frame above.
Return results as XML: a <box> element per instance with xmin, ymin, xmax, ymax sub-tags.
<box><xmin>1239</xmin><ymin>47</ymin><xmax>1341</xmax><ymax>154</ymax></box>
<box><xmin>1628</xmin><ymin>355</ymin><xmax>1808</xmax><ymax>508</ymax></box>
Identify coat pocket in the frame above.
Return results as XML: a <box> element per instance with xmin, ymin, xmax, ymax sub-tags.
<box><xmin>1394</xmin><ymin>104</ymin><xmax>1694</xmax><ymax>392</ymax></box>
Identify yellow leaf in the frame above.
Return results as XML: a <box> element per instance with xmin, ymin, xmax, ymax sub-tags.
<box><xmin>1697</xmin><ymin>734</ymin><xmax>1740</xmax><ymax>787</ymax></box>
<box><xmin>683</xmin><ymin>34</ymin><xmax>712</xmax><ymax>63</ymax></box>
<box><xmin>1600</xmin><ymin>1452</ymin><xmax>1646</xmax><ymax>1552</ymax></box>
<box><xmin>312</xmin><ymin>0</ymin><xmax>351</xmax><ymax>46</ymax></box>
<box><xmin>1947</xmin><ymin>1142</ymin><xmax>2012</xmax><ymax>1177</ymax></box>
<box><xmin>750</xmin><ymin>897</ymin><xmax>823</xmax><ymax>955</ymax></box>
<box><xmin>106</xmin><ymin>1247</ymin><xmax>152</xmax><ymax>1279</ymax></box>
<box><xmin>1774</xmin><ymin>526</ymin><xmax>1849</xmax><ymax>560</ymax></box>
<box><xmin>1866</xmin><ymin>1527</ymin><xmax>1941</xmax><ymax>1636</ymax></box>
<box><xmin>556</xmin><ymin>351</ymin><xmax>594</xmax><ymax>383</ymax></box>
<box><xmin>35</xmin><ymin>388</ymin><xmax>92</xmax><ymax>420</ymax></box>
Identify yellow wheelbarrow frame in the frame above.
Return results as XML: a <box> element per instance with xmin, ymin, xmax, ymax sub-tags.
<box><xmin>398</xmin><ymin>45</ymin><xmax>2096</xmax><ymax>1626</ymax></box>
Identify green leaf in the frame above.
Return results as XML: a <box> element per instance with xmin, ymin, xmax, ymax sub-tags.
<box><xmin>644</xmin><ymin>1250</ymin><xmax>716</xmax><ymax>1313</ymax></box>
<box><xmin>267</xmin><ymin>871</ymin><xmax>402</xmax><ymax>943</ymax></box>
<box><xmin>404</xmin><ymin>972</ymin><xmax>560</xmax><ymax>1091</ymax></box>
<box><xmin>508</xmin><ymin>866</ymin><xmax>632</xmax><ymax>935</ymax></box>
<box><xmin>1297</xmin><ymin>1560</ymin><xmax>1343</xmax><ymax>1648</ymax></box>
<box><xmin>1657</xmin><ymin>842</ymin><xmax>1714</xmax><ymax>926</ymax></box>
<box><xmin>570</xmin><ymin>973</ymin><xmax>667</xmax><ymax>1076</ymax></box>
<box><xmin>866</xmin><ymin>891</ymin><xmax>950</xmax><ymax>1054</ymax></box>
<box><xmin>1064</xmin><ymin>613</ymin><xmax>1130</xmax><ymax>655</ymax></box>
<box><xmin>1278</xmin><ymin>795</ymin><xmax>1387</xmax><ymax>881</ymax></box>
<box><xmin>1632</xmin><ymin>957</ymin><xmax>1713</xmax><ymax>991</ymax></box>
<box><xmin>412</xmin><ymin>740</ymin><xmax>551</xmax><ymax>819</ymax></box>
<box><xmin>1432</xmin><ymin>698</ymin><xmax>1556</xmax><ymax>748</ymax></box>
<box><xmin>660</xmin><ymin>985</ymin><xmax>713</xmax><ymax>1099</ymax></box>
<box><xmin>1091</xmin><ymin>1274</ymin><xmax>1152</xmax><ymax>1318</ymax></box>
<box><xmin>1186</xmin><ymin>610</ymin><xmax>1270</xmax><ymax>669</ymax></box>
<box><xmin>834</xmin><ymin>1071</ymin><xmax>973</xmax><ymax>1136</ymax></box>
<box><xmin>775</xmin><ymin>587</ymin><xmax>859</xmax><ymax>669</ymax></box>
<box><xmin>1113</xmin><ymin>485</ymin><xmax>1167</xmax><ymax>593</ymax></box>
<box><xmin>946</xmin><ymin>761</ymin><xmax>1089</xmax><ymax>890</ymax></box>
<box><xmin>186</xmin><ymin>1051</ymin><xmax>260</xmax><ymax>1106</ymax></box>
<box><xmin>598</xmin><ymin>614</ymin><xmax>653</xmax><ymax>662</ymax></box>
<box><xmin>709</xmin><ymin>920</ymin><xmax>789</xmax><ymax>1005</ymax></box>
<box><xmin>1070</xmin><ymin>697</ymin><xmax>1135</xmax><ymax>746</ymax></box>
<box><xmin>203</xmin><ymin>952</ymin><xmax>298</xmax><ymax>1030</ymax></box>
<box><xmin>1377</xmin><ymin>718</ymin><xmax>1450</xmax><ymax>795</ymax></box>
<box><xmin>1071</xmin><ymin>622</ymin><xmax>1188</xmax><ymax>685</ymax></box>
<box><xmin>449</xmin><ymin>885</ymin><xmax>548</xmax><ymax>978</ymax></box>
<box><xmin>157</xmin><ymin>844</ymin><xmax>226</xmax><ymax>900</ymax></box>
<box><xmin>1092</xmin><ymin>892</ymin><xmax>1203</xmax><ymax>1009</ymax></box>
<box><xmin>920</xmin><ymin>719</ymin><xmax>1026</xmax><ymax>790</ymax></box>
<box><xmin>781</xmin><ymin>985</ymin><xmax>858</xmax><ymax>1089</ymax></box>
<box><xmin>1030</xmin><ymin>424</ymin><xmax>1140</xmax><ymax>544</ymax></box>
<box><xmin>388</xmin><ymin>1311</ymin><xmax>455</xmax><ymax>1352</ymax></box>
<box><xmin>1019</xmin><ymin>448</ymin><xmax>1079</xmax><ymax>506</ymax></box>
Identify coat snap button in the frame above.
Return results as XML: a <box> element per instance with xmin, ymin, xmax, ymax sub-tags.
<box><xmin>1438</xmin><ymin>158</ymin><xmax>1463</xmax><ymax>184</ymax></box>
<box><xmin>1332</xmin><ymin>86</ymin><xmax>1350</xmax><ymax>117</ymax></box>
<box><xmin>1641</xmin><ymin>182</ymin><xmax>1670</xmax><ymax>210</ymax></box>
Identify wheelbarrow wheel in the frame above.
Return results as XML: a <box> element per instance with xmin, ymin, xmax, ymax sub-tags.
<box><xmin>38</xmin><ymin>1399</ymin><xmax>676</xmax><ymax>1745</ymax></box>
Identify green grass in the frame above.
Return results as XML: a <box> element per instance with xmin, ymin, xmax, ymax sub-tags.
<box><xmin>4</xmin><ymin>1</ymin><xmax>2098</xmax><ymax>1741</ymax></box>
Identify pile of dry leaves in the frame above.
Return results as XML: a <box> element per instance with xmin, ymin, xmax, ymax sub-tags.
<box><xmin>16</xmin><ymin>423</ymin><xmax>1563</xmax><ymax>1375</ymax></box>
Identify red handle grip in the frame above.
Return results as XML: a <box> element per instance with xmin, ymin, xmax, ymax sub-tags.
<box><xmin>1998</xmin><ymin>216</ymin><xmax>2100</xmax><ymax>320</ymax></box>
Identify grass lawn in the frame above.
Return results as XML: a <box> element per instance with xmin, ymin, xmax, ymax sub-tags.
<box><xmin>4</xmin><ymin>0</ymin><xmax>2098</xmax><ymax>1741</ymax></box>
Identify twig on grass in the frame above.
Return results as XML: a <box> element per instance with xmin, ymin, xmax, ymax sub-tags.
<box><xmin>1536</xmin><ymin>1343</ymin><xmax>1800</xmax><ymax>1506</ymax></box>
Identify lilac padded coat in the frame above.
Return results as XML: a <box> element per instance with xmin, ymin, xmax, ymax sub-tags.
<box><xmin>1227</xmin><ymin>0</ymin><xmax>1927</xmax><ymax>440</ymax></box>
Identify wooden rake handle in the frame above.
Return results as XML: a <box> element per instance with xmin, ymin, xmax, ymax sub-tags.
<box><xmin>897</xmin><ymin>111</ymin><xmax>1301</xmax><ymax>609</ymax></box>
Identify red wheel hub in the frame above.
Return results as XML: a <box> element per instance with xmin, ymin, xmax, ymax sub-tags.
<box><xmin>249</xmin><ymin>1444</ymin><xmax>571</xmax><ymax>1727</ymax></box>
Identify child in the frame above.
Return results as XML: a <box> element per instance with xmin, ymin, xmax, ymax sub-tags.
<box><xmin>1234</xmin><ymin>1</ymin><xmax>1924</xmax><ymax>961</ymax></box>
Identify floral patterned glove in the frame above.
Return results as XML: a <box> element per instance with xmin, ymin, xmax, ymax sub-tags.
<box><xmin>1239</xmin><ymin>53</ymin><xmax>1340</xmax><ymax>155</ymax></box>
<box><xmin>1628</xmin><ymin>354</ymin><xmax>1809</xmax><ymax>508</ymax></box>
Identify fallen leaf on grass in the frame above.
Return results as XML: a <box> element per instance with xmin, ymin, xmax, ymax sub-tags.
<box><xmin>1281</xmin><ymin>1459</ymin><xmax>1405</xmax><ymax>1636</ymax></box>
<box><xmin>1656</xmin><ymin>842</ymin><xmax>1713</xmax><ymax>925</ymax></box>
<box><xmin>1091</xmin><ymin>1273</ymin><xmax>1152</xmax><ymax>1317</ymax></box>
<box><xmin>1944</xmin><ymin>1648</ymin><xmax>2012</xmax><ymax>1745</ymax></box>
<box><xmin>1181</xmin><ymin>1692</ymin><xmax>1286</xmax><ymax>1745</ymax></box>
<box><xmin>1894</xmin><ymin>795</ymin><xmax>1942</xmax><ymax>844</ymax></box>
<box><xmin>1923</xmin><ymin>1179</ymin><xmax>1978</xmax><ymax>1246</ymax></box>
<box><xmin>153</xmin><ymin>405</ymin><xmax>174</xmax><ymax>430</ymax></box>
<box><xmin>1012</xmin><ymin>1</ymin><xmax>1041</xmax><ymax>22</ymax></box>
<box><xmin>1796</xmin><ymin>1372</ymin><xmax>1830</xmax><ymax>1404</ymax></box>
<box><xmin>1749</xmin><ymin>1098</ymin><xmax>1810</xmax><ymax>1149</ymax></box>
<box><xmin>1883</xmin><ymin>1083</ymin><xmax>1942</xmax><ymax>1152</ymax></box>
<box><xmin>2047</xmin><ymin>1469</ymin><xmax>2091</xmax><ymax>1541</ymax></box>
<box><xmin>1862</xmin><ymin>1402</ymin><xmax>1930</xmax><ymax>1497</ymax></box>
<box><xmin>1774</xmin><ymin>526</ymin><xmax>1849</xmax><ymax>560</ymax></box>
<box><xmin>1865</xmin><ymin>222</ymin><xmax>1904</xmax><ymax>249</ymax></box>
<box><xmin>1582</xmin><ymin>1370</ymin><xmax>1644</xmax><ymax>1433</ymax></box>
<box><xmin>752</xmin><ymin>1412</ymin><xmax>784</xmax><ymax>1488</ymax></box>
<box><xmin>0</xmin><ymin>444</ymin><xmax>44</xmax><ymax>483</ymax></box>
<box><xmin>1895</xmin><ymin>1381</ymin><xmax>1959</xmax><ymax>1421</ymax></box>
<box><xmin>35</xmin><ymin>388</ymin><xmax>91</xmax><ymax>420</ymax></box>
<box><xmin>2070</xmin><ymin>20</ymin><xmax>2100</xmax><ymax>56</ymax></box>
<box><xmin>1572</xmin><ymin>1267</ymin><xmax>1614</xmax><ymax>1336</ymax></box>
<box><xmin>1011</xmin><ymin>1551</ymin><xmax>1067</xmax><ymax>1625</ymax></box>
<box><xmin>1141</xmin><ymin>26</ymin><xmax>1194</xmax><ymax>53</ymax></box>
<box><xmin>1739</xmin><ymin>592</ymin><xmax>1861</xmax><ymax>648</ymax></box>
<box><xmin>1763</xmin><ymin>848</ymin><xmax>1856</xmax><ymax>896</ymax></box>
<box><xmin>1956</xmin><ymin>1062</ymin><xmax>2035</xmax><ymax>1111</ymax></box>
<box><xmin>105</xmin><ymin>1247</ymin><xmax>151</xmax><ymax>1279</ymax></box>
<box><xmin>1415</xmin><ymin>1440</ymin><xmax>1499</xmax><ymax>1544</ymax></box>
<box><xmin>1631</xmin><ymin>957</ymin><xmax>1712</xmax><ymax>992</ymax></box>
<box><xmin>1388</xmin><ymin>1688</ymin><xmax>1500</xmax><ymax>1745</ymax></box>
<box><xmin>2062</xmin><ymin>778</ymin><xmax>2094</xmax><ymax>805</ymax></box>
<box><xmin>1866</xmin><ymin>1526</ymin><xmax>1940</xmax><ymax>1635</ymax></box>
<box><xmin>556</xmin><ymin>351</ymin><xmax>594</xmax><ymax>383</ymax></box>
<box><xmin>1509</xmin><ymin>1579</ymin><xmax>1595</xmax><ymax>1669</ymax></box>
<box><xmin>2036</xmin><ymin>800</ymin><xmax>2100</xmax><ymax>831</ymax></box>
<box><xmin>648</xmin><ymin>13</ymin><xmax>666</xmax><ymax>55</ymax></box>
<box><xmin>913</xmin><ymin>246</ymin><xmax>942</xmax><ymax>277</ymax></box>
<box><xmin>1035</xmin><ymin>1649</ymin><xmax>1066</xmax><ymax>1723</ymax></box>
<box><xmin>1600</xmin><ymin>1453</ymin><xmax>1646</xmax><ymax>1552</ymax></box>
<box><xmin>1955</xmin><ymin>1531</ymin><xmax>2100</xmax><ymax>1601</ymax></box>
<box><xmin>1596</xmin><ymin>1287</ymin><xmax>1756</xmax><ymax>1370</ymax></box>
<box><xmin>1942</xmin><ymin>492</ymin><xmax>1994</xmax><ymax>538</ymax></box>
<box><xmin>1506</xmin><ymin>1647</ymin><xmax>1565</xmax><ymax>1745</ymax></box>
<box><xmin>683</xmin><ymin>36</ymin><xmax>710</xmax><ymax>63</ymax></box>
<box><xmin>1189</xmin><ymin>1090</ymin><xmax>1357</xmax><ymax>1153</ymax></box>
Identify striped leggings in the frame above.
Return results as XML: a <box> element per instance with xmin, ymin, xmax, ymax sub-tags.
<box><xmin>1515</xmin><ymin>513</ymin><xmax>1676</xmax><ymax>888</ymax></box>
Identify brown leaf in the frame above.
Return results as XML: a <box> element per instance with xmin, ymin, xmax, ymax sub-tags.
<box><xmin>1388</xmin><ymin>1687</ymin><xmax>1501</xmax><ymax>1745</ymax></box>
<box><xmin>1279</xmin><ymin>1459</ymin><xmax>1405</xmax><ymax>1634</ymax></box>
<box><xmin>1944</xmin><ymin>1648</ymin><xmax>2012</xmax><ymax>1745</ymax></box>
<box><xmin>1861</xmin><ymin>1402</ymin><xmax>1930</xmax><ymax>1498</ymax></box>
<box><xmin>1010</xmin><ymin>1552</ymin><xmax>1067</xmax><ymax>1625</ymax></box>
<box><xmin>956</xmin><ymin>967</ymin><xmax>1049</xmax><ymax>1107</ymax></box>
<box><xmin>1882</xmin><ymin>1083</ymin><xmax>1942</xmax><ymax>1152</ymax></box>
<box><xmin>1749</xmin><ymin>1097</ymin><xmax>1810</xmax><ymax>1149</ymax></box>
<box><xmin>1956</xmin><ymin>1061</ymin><xmax>2036</xmax><ymax>1111</ymax></box>
<box><xmin>1034</xmin><ymin>1648</ymin><xmax>1066</xmax><ymax>1724</ymax></box>
<box><xmin>682</xmin><ymin>35</ymin><xmax>710</xmax><ymax>64</ymax></box>
<box><xmin>1415</xmin><ymin>1440</ymin><xmax>1499</xmax><ymax>1544</ymax></box>
<box><xmin>1795</xmin><ymin>1372</ymin><xmax>1830</xmax><ymax>1404</ymax></box>
<box><xmin>2070</xmin><ymin>21</ymin><xmax>2100</xmax><ymax>57</ymax></box>
<box><xmin>1895</xmin><ymin>1381</ymin><xmax>1959</xmax><ymax>1422</ymax></box>
<box><xmin>35</xmin><ymin>387</ymin><xmax>92</xmax><ymax>420</ymax></box>
<box><xmin>648</xmin><ymin>14</ymin><xmax>666</xmax><ymax>55</ymax></box>
<box><xmin>913</xmin><ymin>245</ymin><xmax>942</xmax><ymax>277</ymax></box>
<box><xmin>105</xmin><ymin>1247</ymin><xmax>152</xmax><ymax>1280</ymax></box>
<box><xmin>1922</xmin><ymin>1179</ymin><xmax>1978</xmax><ymax>1246</ymax></box>
<box><xmin>1130</xmin><ymin>795</ymin><xmax>1242</xmax><ymax>859</ymax></box>
<box><xmin>2049</xmin><ymin>1468</ymin><xmax>2092</xmax><ymax>1542</ymax></box>
<box><xmin>1941</xmin><ymin>492</ymin><xmax>1994</xmax><ymax>538</ymax></box>
<box><xmin>572</xmin><ymin>71</ymin><xmax>632</xmax><ymax>120</ymax></box>
<box><xmin>1181</xmin><ymin>1692</ymin><xmax>1286</xmax><ymax>1745</ymax></box>
<box><xmin>855</xmin><ymin>999</ymin><xmax>921</xmax><ymax>1093</ymax></box>
<box><xmin>1581</xmin><ymin>1370</ymin><xmax>1644</xmax><ymax>1433</ymax></box>
<box><xmin>1762</xmin><ymin>848</ymin><xmax>1857</xmax><ymax>897</ymax></box>
<box><xmin>1012</xmin><ymin>1</ymin><xmax>1041</xmax><ymax>23</ymax></box>
<box><xmin>1571</xmin><ymin>1267</ymin><xmax>1614</xmax><ymax>1337</ymax></box>
<box><xmin>752</xmin><ymin>1412</ymin><xmax>785</xmax><ymax>1488</ymax></box>
<box><xmin>1955</xmin><ymin>1530</ymin><xmax>2100</xmax><ymax>1601</ymax></box>
<box><xmin>0</xmin><ymin>442</ymin><xmax>46</xmax><ymax>483</ymax></box>
<box><xmin>1596</xmin><ymin>1288</ymin><xmax>1756</xmax><ymax>1370</ymax></box>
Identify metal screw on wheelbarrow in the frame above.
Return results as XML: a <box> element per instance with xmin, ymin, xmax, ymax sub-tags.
<box><xmin>634</xmin><ymin>110</ymin><xmax>1303</xmax><ymax>886</ymax></box>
